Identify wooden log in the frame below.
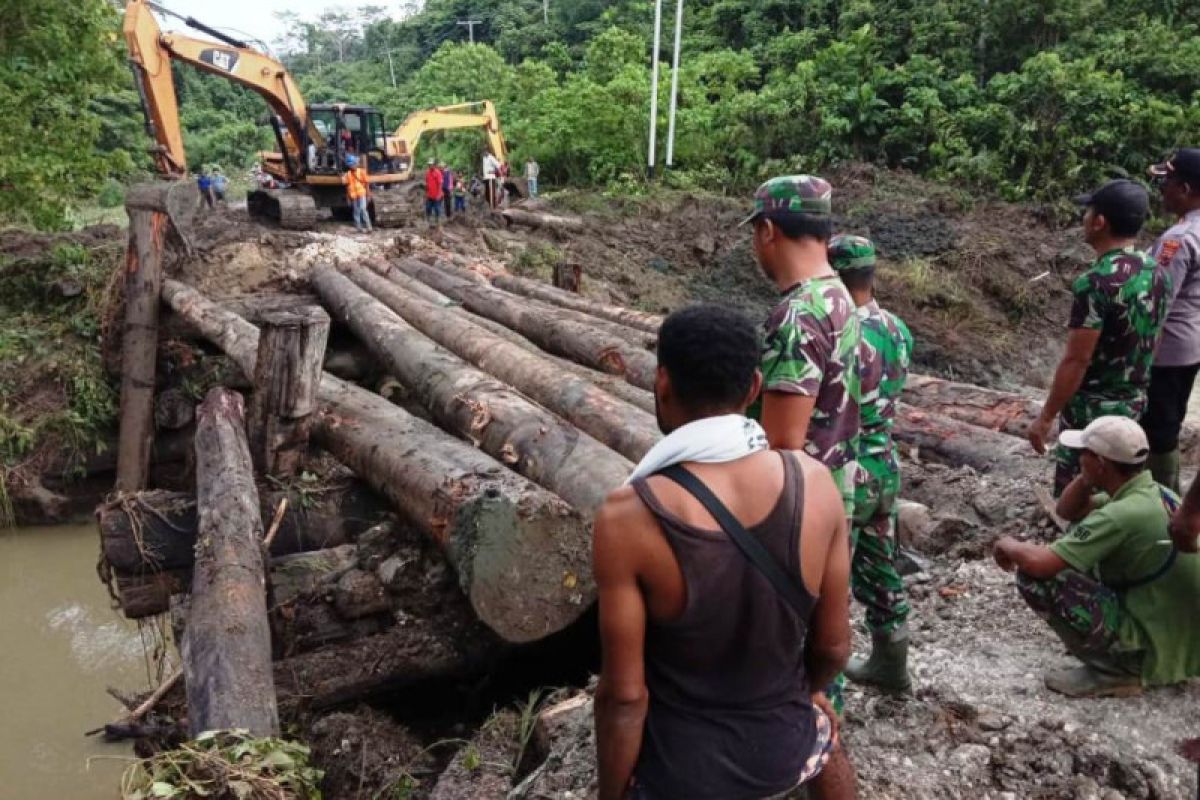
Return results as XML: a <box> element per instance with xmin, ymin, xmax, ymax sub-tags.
<box><xmin>491</xmin><ymin>273</ymin><xmax>664</xmax><ymax>334</ymax></box>
<box><xmin>116</xmin><ymin>187</ymin><xmax>169</xmax><ymax>491</ymax></box>
<box><xmin>98</xmin><ymin>485</ymin><xmax>383</xmax><ymax>575</ymax></box>
<box><xmin>339</xmin><ymin>264</ymin><xmax>659</xmax><ymax>462</ymax></box>
<box><xmin>314</xmin><ymin>267</ymin><xmax>634</xmax><ymax>511</ymax></box>
<box><xmin>360</xmin><ymin>260</ymin><xmax>656</xmax><ymax>412</ymax></box>
<box><xmin>185</xmin><ymin>387</ymin><xmax>278</xmax><ymax>736</ymax></box>
<box><xmin>499</xmin><ymin>208</ymin><xmax>585</xmax><ymax>232</ymax></box>
<box><xmin>553</xmin><ymin>261</ymin><xmax>582</xmax><ymax>293</ymax></box>
<box><xmin>159</xmin><ymin>279</ymin><xmax>594</xmax><ymax>642</ymax></box>
<box><xmin>902</xmin><ymin>373</ymin><xmax>1042</xmax><ymax>438</ymax></box>
<box><xmin>248</xmin><ymin>306</ymin><xmax>330</xmax><ymax>476</ymax></box>
<box><xmin>389</xmin><ymin>258</ymin><xmax>657</xmax><ymax>390</ymax></box>
<box><xmin>154</xmin><ymin>388</ymin><xmax>195</xmax><ymax>431</ymax></box>
<box><xmin>893</xmin><ymin>404</ymin><xmax>1040</xmax><ymax>474</ymax></box>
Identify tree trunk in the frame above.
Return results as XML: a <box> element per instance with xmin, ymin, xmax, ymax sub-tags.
<box><xmin>499</xmin><ymin>208</ymin><xmax>585</xmax><ymax>232</ymax></box>
<box><xmin>313</xmin><ymin>267</ymin><xmax>634</xmax><ymax>511</ymax></box>
<box><xmin>893</xmin><ymin>404</ymin><xmax>1038</xmax><ymax>473</ymax></box>
<box><xmin>98</xmin><ymin>485</ymin><xmax>384</xmax><ymax>576</ymax></box>
<box><xmin>901</xmin><ymin>373</ymin><xmax>1042</xmax><ymax>438</ymax></box>
<box><xmin>388</xmin><ymin>258</ymin><xmax>657</xmax><ymax>390</ymax></box>
<box><xmin>158</xmin><ymin>280</ymin><xmax>595</xmax><ymax>642</ymax></box>
<box><xmin>338</xmin><ymin>264</ymin><xmax>660</xmax><ymax>463</ymax></box>
<box><xmin>360</xmin><ymin>260</ymin><xmax>656</xmax><ymax>412</ymax></box>
<box><xmin>248</xmin><ymin>306</ymin><xmax>330</xmax><ymax>476</ymax></box>
<box><xmin>184</xmin><ymin>387</ymin><xmax>278</xmax><ymax>737</ymax></box>
<box><xmin>491</xmin><ymin>273</ymin><xmax>664</xmax><ymax>334</ymax></box>
<box><xmin>315</xmin><ymin>375</ymin><xmax>593</xmax><ymax>642</ymax></box>
<box><xmin>116</xmin><ymin>189</ymin><xmax>168</xmax><ymax>491</ymax></box>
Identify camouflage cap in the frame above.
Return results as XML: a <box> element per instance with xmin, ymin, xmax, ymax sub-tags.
<box><xmin>740</xmin><ymin>175</ymin><xmax>833</xmax><ymax>226</ymax></box>
<box><xmin>828</xmin><ymin>234</ymin><xmax>876</xmax><ymax>271</ymax></box>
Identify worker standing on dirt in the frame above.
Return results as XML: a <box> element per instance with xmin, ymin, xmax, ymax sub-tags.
<box><xmin>342</xmin><ymin>154</ymin><xmax>372</xmax><ymax>234</ymax></box>
<box><xmin>995</xmin><ymin>416</ymin><xmax>1200</xmax><ymax>696</ymax></box>
<box><xmin>1027</xmin><ymin>180</ymin><xmax>1170</xmax><ymax>496</ymax></box>
<box><xmin>828</xmin><ymin>235</ymin><xmax>916</xmax><ymax>695</ymax></box>
<box><xmin>525</xmin><ymin>157</ymin><xmax>540</xmax><ymax>198</ymax></box>
<box><xmin>482</xmin><ymin>150</ymin><xmax>501</xmax><ymax>210</ymax></box>
<box><xmin>743</xmin><ymin>175</ymin><xmax>860</xmax><ymax>716</ymax></box>
<box><xmin>453</xmin><ymin>176</ymin><xmax>468</xmax><ymax>214</ymax></box>
<box><xmin>593</xmin><ymin>304</ymin><xmax>857</xmax><ymax>800</ymax></box>
<box><xmin>424</xmin><ymin>159</ymin><xmax>443</xmax><ymax>225</ymax></box>
<box><xmin>196</xmin><ymin>168</ymin><xmax>215</xmax><ymax>210</ymax></box>
<box><xmin>211</xmin><ymin>166</ymin><xmax>228</xmax><ymax>204</ymax></box>
<box><xmin>1141</xmin><ymin>149</ymin><xmax>1200</xmax><ymax>492</ymax></box>
<box><xmin>441</xmin><ymin>161</ymin><xmax>454</xmax><ymax>220</ymax></box>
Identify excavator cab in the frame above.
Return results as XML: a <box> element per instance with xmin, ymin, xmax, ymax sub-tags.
<box><xmin>304</xmin><ymin>104</ymin><xmax>393</xmax><ymax>176</ymax></box>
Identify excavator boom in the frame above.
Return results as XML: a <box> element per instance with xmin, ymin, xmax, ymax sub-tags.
<box><xmin>123</xmin><ymin>0</ymin><xmax>314</xmax><ymax>178</ymax></box>
<box><xmin>386</xmin><ymin>101</ymin><xmax>509</xmax><ymax>178</ymax></box>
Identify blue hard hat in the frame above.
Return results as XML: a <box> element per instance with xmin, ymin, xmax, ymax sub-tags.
<box><xmin>345</xmin><ymin>154</ymin><xmax>358</xmax><ymax>167</ymax></box>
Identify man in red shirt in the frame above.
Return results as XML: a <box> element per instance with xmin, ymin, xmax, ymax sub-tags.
<box><xmin>424</xmin><ymin>159</ymin><xmax>444</xmax><ymax>224</ymax></box>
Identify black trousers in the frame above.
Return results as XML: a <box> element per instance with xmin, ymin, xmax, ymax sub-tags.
<box><xmin>1141</xmin><ymin>362</ymin><xmax>1200</xmax><ymax>452</ymax></box>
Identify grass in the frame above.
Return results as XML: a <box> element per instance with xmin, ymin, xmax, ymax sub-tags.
<box><xmin>510</xmin><ymin>241</ymin><xmax>564</xmax><ymax>283</ymax></box>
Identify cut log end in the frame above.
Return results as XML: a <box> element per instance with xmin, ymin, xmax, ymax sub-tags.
<box><xmin>456</xmin><ymin>491</ymin><xmax>593</xmax><ymax>644</ymax></box>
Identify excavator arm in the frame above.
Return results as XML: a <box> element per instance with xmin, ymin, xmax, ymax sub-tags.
<box><xmin>386</xmin><ymin>101</ymin><xmax>509</xmax><ymax>175</ymax></box>
<box><xmin>123</xmin><ymin>0</ymin><xmax>316</xmax><ymax>178</ymax></box>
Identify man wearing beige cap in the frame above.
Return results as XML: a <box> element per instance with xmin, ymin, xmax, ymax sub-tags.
<box><xmin>995</xmin><ymin>416</ymin><xmax>1200</xmax><ymax>697</ymax></box>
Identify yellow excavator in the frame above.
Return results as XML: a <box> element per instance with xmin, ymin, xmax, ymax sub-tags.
<box><xmin>123</xmin><ymin>0</ymin><xmax>409</xmax><ymax>228</ymax></box>
<box><xmin>386</xmin><ymin>101</ymin><xmax>510</xmax><ymax>180</ymax></box>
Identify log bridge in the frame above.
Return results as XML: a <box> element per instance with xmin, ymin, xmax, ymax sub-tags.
<box><xmin>99</xmin><ymin>182</ymin><xmax>1069</xmax><ymax>721</ymax></box>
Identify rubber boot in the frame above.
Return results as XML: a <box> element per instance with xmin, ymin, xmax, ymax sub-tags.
<box><xmin>1147</xmin><ymin>449</ymin><xmax>1181</xmax><ymax>494</ymax></box>
<box><xmin>1043</xmin><ymin>664</ymin><xmax>1142</xmax><ymax>698</ymax></box>
<box><xmin>845</xmin><ymin>624</ymin><xmax>913</xmax><ymax>694</ymax></box>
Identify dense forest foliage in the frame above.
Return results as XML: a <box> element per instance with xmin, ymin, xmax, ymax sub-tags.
<box><xmin>3</xmin><ymin>0</ymin><xmax>1199</xmax><ymax>228</ymax></box>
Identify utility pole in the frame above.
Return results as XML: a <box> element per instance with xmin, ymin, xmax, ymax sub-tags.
<box><xmin>457</xmin><ymin>19</ymin><xmax>481</xmax><ymax>44</ymax></box>
<box><xmin>543</xmin><ymin>0</ymin><xmax>549</xmax><ymax>25</ymax></box>
<box><xmin>385</xmin><ymin>49</ymin><xmax>397</xmax><ymax>88</ymax></box>
<box><xmin>665</xmin><ymin>0</ymin><xmax>684</xmax><ymax>167</ymax></box>
<box><xmin>647</xmin><ymin>0</ymin><xmax>663</xmax><ymax>179</ymax></box>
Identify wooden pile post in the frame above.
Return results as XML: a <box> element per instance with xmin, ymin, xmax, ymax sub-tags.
<box><xmin>247</xmin><ymin>306</ymin><xmax>330</xmax><ymax>476</ymax></box>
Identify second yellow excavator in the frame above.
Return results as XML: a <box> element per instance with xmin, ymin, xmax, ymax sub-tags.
<box><xmin>386</xmin><ymin>101</ymin><xmax>509</xmax><ymax>180</ymax></box>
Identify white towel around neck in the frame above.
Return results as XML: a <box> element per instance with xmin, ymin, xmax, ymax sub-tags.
<box><xmin>625</xmin><ymin>414</ymin><xmax>769</xmax><ymax>484</ymax></box>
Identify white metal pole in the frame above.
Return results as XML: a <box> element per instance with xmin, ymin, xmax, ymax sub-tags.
<box><xmin>386</xmin><ymin>49</ymin><xmax>397</xmax><ymax>88</ymax></box>
<box><xmin>544</xmin><ymin>0</ymin><xmax>549</xmax><ymax>25</ymax></box>
<box><xmin>648</xmin><ymin>0</ymin><xmax>663</xmax><ymax>178</ymax></box>
<box><xmin>665</xmin><ymin>0</ymin><xmax>683</xmax><ymax>167</ymax></box>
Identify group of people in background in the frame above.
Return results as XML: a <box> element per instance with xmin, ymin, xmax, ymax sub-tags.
<box><xmin>423</xmin><ymin>153</ymin><xmax>542</xmax><ymax>224</ymax></box>
<box><xmin>592</xmin><ymin>154</ymin><xmax>1200</xmax><ymax>800</ymax></box>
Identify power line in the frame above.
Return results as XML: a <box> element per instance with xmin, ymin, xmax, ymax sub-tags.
<box><xmin>456</xmin><ymin>19</ymin><xmax>482</xmax><ymax>44</ymax></box>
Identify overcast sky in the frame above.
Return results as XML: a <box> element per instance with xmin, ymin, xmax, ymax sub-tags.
<box><xmin>152</xmin><ymin>0</ymin><xmax>411</xmax><ymax>51</ymax></box>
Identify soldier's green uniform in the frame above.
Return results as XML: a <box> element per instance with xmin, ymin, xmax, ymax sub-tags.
<box><xmin>746</xmin><ymin>178</ymin><xmax>861</xmax><ymax>520</ymax></box>
<box><xmin>830</xmin><ymin>235</ymin><xmax>914</xmax><ymax>636</ymax></box>
<box><xmin>1055</xmin><ymin>246</ymin><xmax>1171</xmax><ymax>494</ymax></box>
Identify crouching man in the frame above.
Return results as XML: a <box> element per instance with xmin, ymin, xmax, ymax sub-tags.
<box><xmin>994</xmin><ymin>416</ymin><xmax>1200</xmax><ymax>697</ymax></box>
<box><xmin>593</xmin><ymin>304</ymin><xmax>856</xmax><ymax>800</ymax></box>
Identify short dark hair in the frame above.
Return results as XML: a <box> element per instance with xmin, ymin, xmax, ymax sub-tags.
<box><xmin>658</xmin><ymin>304</ymin><xmax>760</xmax><ymax>413</ymax></box>
<box><xmin>762</xmin><ymin>213</ymin><xmax>833</xmax><ymax>243</ymax></box>
<box><xmin>838</xmin><ymin>266</ymin><xmax>875</xmax><ymax>292</ymax></box>
<box><xmin>1110</xmin><ymin>458</ymin><xmax>1145</xmax><ymax>478</ymax></box>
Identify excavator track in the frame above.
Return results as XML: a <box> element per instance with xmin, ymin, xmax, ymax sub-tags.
<box><xmin>370</xmin><ymin>190</ymin><xmax>409</xmax><ymax>229</ymax></box>
<box><xmin>247</xmin><ymin>189</ymin><xmax>322</xmax><ymax>230</ymax></box>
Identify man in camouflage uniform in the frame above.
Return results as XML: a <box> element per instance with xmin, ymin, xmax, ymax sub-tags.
<box><xmin>1142</xmin><ymin>148</ymin><xmax>1200</xmax><ymax>492</ymax></box>
<box><xmin>828</xmin><ymin>235</ymin><xmax>916</xmax><ymax>694</ymax></box>
<box><xmin>744</xmin><ymin>175</ymin><xmax>860</xmax><ymax>714</ymax></box>
<box><xmin>1027</xmin><ymin>180</ymin><xmax>1171</xmax><ymax>496</ymax></box>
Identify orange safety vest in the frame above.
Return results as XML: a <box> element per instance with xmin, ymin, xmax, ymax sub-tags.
<box><xmin>344</xmin><ymin>167</ymin><xmax>369</xmax><ymax>200</ymax></box>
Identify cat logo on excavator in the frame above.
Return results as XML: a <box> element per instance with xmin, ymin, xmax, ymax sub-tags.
<box><xmin>199</xmin><ymin>48</ymin><xmax>239</xmax><ymax>73</ymax></box>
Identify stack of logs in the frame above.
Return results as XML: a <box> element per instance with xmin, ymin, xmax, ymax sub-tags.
<box><xmin>101</xmin><ymin>185</ymin><xmax>1090</xmax><ymax>730</ymax></box>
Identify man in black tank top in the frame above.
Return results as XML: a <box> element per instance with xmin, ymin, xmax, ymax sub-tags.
<box><xmin>594</xmin><ymin>305</ymin><xmax>857</xmax><ymax>800</ymax></box>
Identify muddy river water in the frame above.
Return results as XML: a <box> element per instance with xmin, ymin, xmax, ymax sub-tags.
<box><xmin>1</xmin><ymin>522</ymin><xmax>150</xmax><ymax>799</ymax></box>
